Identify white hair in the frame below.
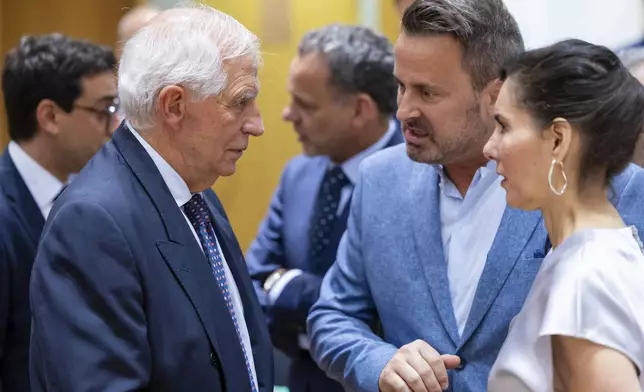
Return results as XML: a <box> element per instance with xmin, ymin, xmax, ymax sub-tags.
<box><xmin>118</xmin><ymin>4</ymin><xmax>261</xmax><ymax>130</ymax></box>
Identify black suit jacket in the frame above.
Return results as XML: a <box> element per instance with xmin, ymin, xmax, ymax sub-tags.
<box><xmin>29</xmin><ymin>123</ymin><xmax>274</xmax><ymax>392</ymax></box>
<box><xmin>0</xmin><ymin>151</ymin><xmax>44</xmax><ymax>392</ymax></box>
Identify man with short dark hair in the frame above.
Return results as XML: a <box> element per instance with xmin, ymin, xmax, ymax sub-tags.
<box><xmin>246</xmin><ymin>24</ymin><xmax>402</xmax><ymax>392</ymax></box>
<box><xmin>0</xmin><ymin>33</ymin><xmax>117</xmax><ymax>392</ymax></box>
<box><xmin>308</xmin><ymin>1</ymin><xmax>644</xmax><ymax>391</ymax></box>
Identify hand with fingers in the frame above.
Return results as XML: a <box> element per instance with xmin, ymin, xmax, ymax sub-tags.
<box><xmin>378</xmin><ymin>340</ymin><xmax>461</xmax><ymax>392</ymax></box>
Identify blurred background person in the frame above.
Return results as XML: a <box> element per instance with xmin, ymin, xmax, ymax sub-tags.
<box><xmin>0</xmin><ymin>33</ymin><xmax>116</xmax><ymax>392</ymax></box>
<box><xmin>114</xmin><ymin>4</ymin><xmax>160</xmax><ymax>125</ymax></box>
<box><xmin>116</xmin><ymin>4</ymin><xmax>160</xmax><ymax>56</ymax></box>
<box><xmin>486</xmin><ymin>38</ymin><xmax>644</xmax><ymax>392</ymax></box>
<box><xmin>246</xmin><ymin>24</ymin><xmax>402</xmax><ymax>392</ymax></box>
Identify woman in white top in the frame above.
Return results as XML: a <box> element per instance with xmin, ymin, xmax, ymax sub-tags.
<box><xmin>484</xmin><ymin>39</ymin><xmax>644</xmax><ymax>392</ymax></box>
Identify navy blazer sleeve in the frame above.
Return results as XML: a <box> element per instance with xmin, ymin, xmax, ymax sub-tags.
<box><xmin>30</xmin><ymin>201</ymin><xmax>150</xmax><ymax>391</ymax></box>
<box><xmin>0</xmin><ymin>238</ymin><xmax>7</xmax><ymax>390</ymax></box>
<box><xmin>246</xmin><ymin>162</ymin><xmax>324</xmax><ymax>354</ymax></box>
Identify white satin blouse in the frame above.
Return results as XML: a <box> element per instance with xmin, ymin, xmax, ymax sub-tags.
<box><xmin>488</xmin><ymin>226</ymin><xmax>644</xmax><ymax>392</ymax></box>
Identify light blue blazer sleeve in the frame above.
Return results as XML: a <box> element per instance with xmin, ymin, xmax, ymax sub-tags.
<box><xmin>307</xmin><ymin>164</ymin><xmax>398</xmax><ymax>392</ymax></box>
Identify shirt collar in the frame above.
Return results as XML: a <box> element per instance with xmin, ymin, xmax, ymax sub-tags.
<box><xmin>432</xmin><ymin>160</ymin><xmax>499</xmax><ymax>199</ymax></box>
<box><xmin>127</xmin><ymin>122</ymin><xmax>193</xmax><ymax>208</ymax></box>
<box><xmin>433</xmin><ymin>160</ymin><xmax>498</xmax><ymax>183</ymax></box>
<box><xmin>335</xmin><ymin>118</ymin><xmax>398</xmax><ymax>185</ymax></box>
<box><xmin>8</xmin><ymin>141</ymin><xmax>65</xmax><ymax>217</ymax></box>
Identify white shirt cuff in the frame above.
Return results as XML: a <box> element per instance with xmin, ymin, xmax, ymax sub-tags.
<box><xmin>298</xmin><ymin>333</ymin><xmax>310</xmax><ymax>350</ymax></box>
<box><xmin>267</xmin><ymin>269</ymin><xmax>304</xmax><ymax>305</ymax></box>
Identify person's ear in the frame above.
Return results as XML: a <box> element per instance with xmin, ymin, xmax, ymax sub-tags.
<box><xmin>157</xmin><ymin>85</ymin><xmax>187</xmax><ymax>128</ymax></box>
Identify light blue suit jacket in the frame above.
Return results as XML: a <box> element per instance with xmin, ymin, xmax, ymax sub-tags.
<box><xmin>246</xmin><ymin>130</ymin><xmax>402</xmax><ymax>357</ymax></box>
<box><xmin>307</xmin><ymin>144</ymin><xmax>644</xmax><ymax>392</ymax></box>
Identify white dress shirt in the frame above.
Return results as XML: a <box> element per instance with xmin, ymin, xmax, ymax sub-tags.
<box><xmin>128</xmin><ymin>125</ymin><xmax>258</xmax><ymax>389</ymax></box>
<box><xmin>8</xmin><ymin>141</ymin><xmax>65</xmax><ymax>219</ymax></box>
<box><xmin>436</xmin><ymin>160</ymin><xmax>507</xmax><ymax>336</ymax></box>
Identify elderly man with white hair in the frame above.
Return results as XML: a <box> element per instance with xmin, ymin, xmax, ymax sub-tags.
<box><xmin>29</xmin><ymin>5</ymin><xmax>272</xmax><ymax>392</ymax></box>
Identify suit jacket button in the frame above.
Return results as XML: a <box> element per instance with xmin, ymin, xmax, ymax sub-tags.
<box><xmin>456</xmin><ymin>358</ymin><xmax>466</xmax><ymax>370</ymax></box>
<box><xmin>209</xmin><ymin>352</ymin><xmax>218</xmax><ymax>367</ymax></box>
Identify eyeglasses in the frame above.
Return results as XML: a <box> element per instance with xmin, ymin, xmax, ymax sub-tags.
<box><xmin>73</xmin><ymin>100</ymin><xmax>120</xmax><ymax>134</ymax></box>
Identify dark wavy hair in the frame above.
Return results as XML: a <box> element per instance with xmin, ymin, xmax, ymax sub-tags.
<box><xmin>501</xmin><ymin>39</ymin><xmax>644</xmax><ymax>184</ymax></box>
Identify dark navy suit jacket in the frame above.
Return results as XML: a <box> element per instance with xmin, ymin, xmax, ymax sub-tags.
<box><xmin>29</xmin><ymin>123</ymin><xmax>274</xmax><ymax>392</ymax></box>
<box><xmin>246</xmin><ymin>126</ymin><xmax>402</xmax><ymax>392</ymax></box>
<box><xmin>0</xmin><ymin>151</ymin><xmax>44</xmax><ymax>392</ymax></box>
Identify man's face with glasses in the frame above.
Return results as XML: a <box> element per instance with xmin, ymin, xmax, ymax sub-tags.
<box><xmin>56</xmin><ymin>71</ymin><xmax>118</xmax><ymax>173</ymax></box>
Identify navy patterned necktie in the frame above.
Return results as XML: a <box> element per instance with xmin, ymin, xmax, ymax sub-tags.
<box><xmin>183</xmin><ymin>194</ymin><xmax>257</xmax><ymax>392</ymax></box>
<box><xmin>309</xmin><ymin>166</ymin><xmax>349</xmax><ymax>266</ymax></box>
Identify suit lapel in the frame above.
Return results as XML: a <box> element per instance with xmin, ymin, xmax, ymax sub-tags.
<box><xmin>459</xmin><ymin>207</ymin><xmax>542</xmax><ymax>345</ymax></box>
<box><xmin>112</xmin><ymin>125</ymin><xmax>252</xmax><ymax>392</ymax></box>
<box><xmin>410</xmin><ymin>165</ymin><xmax>461</xmax><ymax>346</ymax></box>
<box><xmin>203</xmin><ymin>192</ymin><xmax>273</xmax><ymax>391</ymax></box>
<box><xmin>0</xmin><ymin>151</ymin><xmax>45</xmax><ymax>245</ymax></box>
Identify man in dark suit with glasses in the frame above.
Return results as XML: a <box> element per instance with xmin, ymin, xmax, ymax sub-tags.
<box><xmin>0</xmin><ymin>33</ymin><xmax>116</xmax><ymax>392</ymax></box>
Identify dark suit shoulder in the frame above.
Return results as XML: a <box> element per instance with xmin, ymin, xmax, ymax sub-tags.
<box><xmin>0</xmin><ymin>192</ymin><xmax>31</xmax><ymax>251</ymax></box>
<box><xmin>0</xmin><ymin>197</ymin><xmax>19</xmax><ymax>238</ymax></box>
<box><xmin>52</xmin><ymin>145</ymin><xmax>137</xmax><ymax>221</ymax></box>
<box><xmin>0</xmin><ymin>192</ymin><xmax>15</xmax><ymax>222</ymax></box>
<box><xmin>0</xmin><ymin>194</ymin><xmax>12</xmax><ymax>250</ymax></box>
<box><xmin>37</xmin><ymin>196</ymin><xmax>138</xmax><ymax>282</ymax></box>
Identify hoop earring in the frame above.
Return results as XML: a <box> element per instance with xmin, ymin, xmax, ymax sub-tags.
<box><xmin>548</xmin><ymin>159</ymin><xmax>567</xmax><ymax>196</ymax></box>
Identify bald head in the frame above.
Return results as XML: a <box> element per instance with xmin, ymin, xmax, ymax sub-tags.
<box><xmin>116</xmin><ymin>5</ymin><xmax>160</xmax><ymax>53</ymax></box>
